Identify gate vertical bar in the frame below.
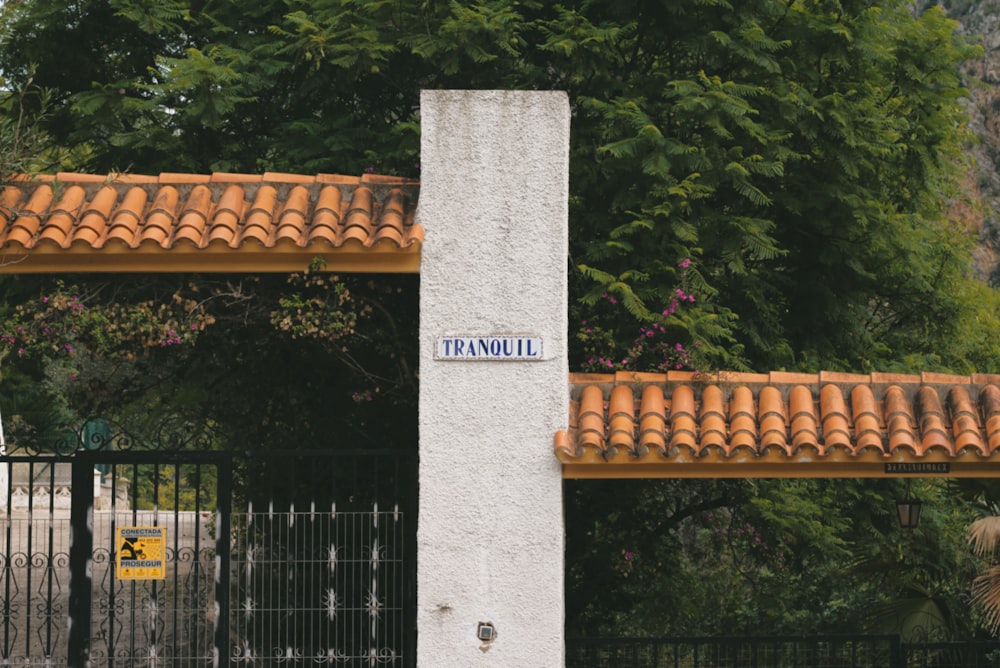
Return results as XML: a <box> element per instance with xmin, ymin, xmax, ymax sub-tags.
<box><xmin>106</xmin><ymin>462</ymin><xmax>120</xmax><ymax>666</ymax></box>
<box><xmin>68</xmin><ymin>456</ymin><xmax>94</xmax><ymax>667</ymax></box>
<box><xmin>890</xmin><ymin>634</ymin><xmax>904</xmax><ymax>668</ymax></box>
<box><xmin>213</xmin><ymin>455</ymin><xmax>232</xmax><ymax>667</ymax></box>
<box><xmin>1</xmin><ymin>459</ymin><xmax>13</xmax><ymax>662</ymax></box>
<box><xmin>171</xmin><ymin>463</ymin><xmax>180</xmax><ymax>664</ymax></box>
<box><xmin>403</xmin><ymin>451</ymin><xmax>417</xmax><ymax>665</ymax></box>
<box><xmin>43</xmin><ymin>462</ymin><xmax>58</xmax><ymax>659</ymax></box>
<box><xmin>24</xmin><ymin>462</ymin><xmax>35</xmax><ymax>660</ymax></box>
<box><xmin>190</xmin><ymin>462</ymin><xmax>204</xmax><ymax>662</ymax></box>
<box><xmin>149</xmin><ymin>462</ymin><xmax>160</xmax><ymax>661</ymax></box>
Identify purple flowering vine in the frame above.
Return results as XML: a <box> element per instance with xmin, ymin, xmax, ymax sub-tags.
<box><xmin>578</xmin><ymin>259</ymin><xmax>701</xmax><ymax>374</ymax></box>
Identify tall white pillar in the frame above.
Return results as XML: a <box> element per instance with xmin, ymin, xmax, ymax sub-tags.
<box><xmin>417</xmin><ymin>90</ymin><xmax>569</xmax><ymax>667</ymax></box>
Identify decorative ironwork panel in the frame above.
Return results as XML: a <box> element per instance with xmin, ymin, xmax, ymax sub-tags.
<box><xmin>230</xmin><ymin>506</ymin><xmax>407</xmax><ymax>665</ymax></box>
<box><xmin>0</xmin><ymin>459</ymin><xmax>73</xmax><ymax>667</ymax></box>
<box><xmin>2</xmin><ymin>415</ymin><xmax>220</xmax><ymax>457</ymax></box>
<box><xmin>226</xmin><ymin>449</ymin><xmax>416</xmax><ymax>667</ymax></box>
<box><xmin>87</xmin><ymin>461</ymin><xmax>220</xmax><ymax>666</ymax></box>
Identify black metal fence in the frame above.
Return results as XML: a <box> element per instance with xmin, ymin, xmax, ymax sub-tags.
<box><xmin>567</xmin><ymin>636</ymin><xmax>1000</xmax><ymax>668</ymax></box>
<box><xmin>906</xmin><ymin>640</ymin><xmax>1000</xmax><ymax>667</ymax></box>
<box><xmin>0</xmin><ymin>440</ymin><xmax>417</xmax><ymax>667</ymax></box>
<box><xmin>228</xmin><ymin>449</ymin><xmax>416</xmax><ymax>666</ymax></box>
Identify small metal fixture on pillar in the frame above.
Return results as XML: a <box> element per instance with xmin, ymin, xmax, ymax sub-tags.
<box><xmin>477</xmin><ymin>622</ymin><xmax>496</xmax><ymax>643</ymax></box>
<box><xmin>896</xmin><ymin>480</ymin><xmax>922</xmax><ymax>529</ymax></box>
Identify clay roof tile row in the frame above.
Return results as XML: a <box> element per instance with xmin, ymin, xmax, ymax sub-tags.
<box><xmin>555</xmin><ymin>372</ymin><xmax>1000</xmax><ymax>476</ymax></box>
<box><xmin>0</xmin><ymin>173</ymin><xmax>421</xmax><ymax>273</ymax></box>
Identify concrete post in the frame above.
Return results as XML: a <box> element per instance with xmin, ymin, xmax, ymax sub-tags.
<box><xmin>417</xmin><ymin>90</ymin><xmax>569</xmax><ymax>667</ymax></box>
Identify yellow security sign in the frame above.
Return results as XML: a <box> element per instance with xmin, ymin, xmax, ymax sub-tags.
<box><xmin>116</xmin><ymin>526</ymin><xmax>166</xmax><ymax>580</ymax></box>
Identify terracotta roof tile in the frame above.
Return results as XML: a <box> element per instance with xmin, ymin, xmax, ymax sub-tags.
<box><xmin>211</xmin><ymin>173</ymin><xmax>262</xmax><ymax>184</ymax></box>
<box><xmin>41</xmin><ymin>185</ymin><xmax>87</xmax><ymax>245</ymax></box>
<box><xmin>729</xmin><ymin>385</ymin><xmax>757</xmax><ymax>454</ymax></box>
<box><xmin>916</xmin><ymin>386</ymin><xmax>951</xmax><ymax>455</ymax></box>
<box><xmin>107</xmin><ymin>188</ymin><xmax>148</xmax><ymax>244</ymax></box>
<box><xmin>638</xmin><ymin>385</ymin><xmax>667</xmax><ymax>454</ymax></box>
<box><xmin>983</xmin><ymin>386</ymin><xmax>1000</xmax><ymax>454</ymax></box>
<box><xmin>608</xmin><ymin>385</ymin><xmax>636</xmax><ymax>455</ymax></box>
<box><xmin>77</xmin><ymin>186</ymin><xmax>118</xmax><ymax>245</ymax></box>
<box><xmin>262</xmin><ymin>171</ymin><xmax>316</xmax><ymax>184</ymax></box>
<box><xmin>885</xmin><ymin>385</ymin><xmax>917</xmax><ymax>453</ymax></box>
<box><xmin>207</xmin><ymin>185</ymin><xmax>243</xmax><ymax>245</ymax></box>
<box><xmin>310</xmin><ymin>186</ymin><xmax>344</xmax><ymax>245</ymax></box>
<box><xmin>698</xmin><ymin>384</ymin><xmax>726</xmax><ymax>452</ymax></box>
<box><xmin>557</xmin><ymin>372</ymin><xmax>1000</xmax><ymax>477</ymax></box>
<box><xmin>819</xmin><ymin>384</ymin><xmax>852</xmax><ymax>452</ymax></box>
<box><xmin>577</xmin><ymin>385</ymin><xmax>606</xmax><ymax>452</ymax></box>
<box><xmin>670</xmin><ymin>384</ymin><xmax>698</xmax><ymax>453</ymax></box>
<box><xmin>0</xmin><ymin>172</ymin><xmax>421</xmax><ymax>273</ymax></box>
<box><xmin>55</xmin><ymin>172</ymin><xmax>111</xmax><ymax>184</ymax></box>
<box><xmin>789</xmin><ymin>385</ymin><xmax>820</xmax><ymax>452</ymax></box>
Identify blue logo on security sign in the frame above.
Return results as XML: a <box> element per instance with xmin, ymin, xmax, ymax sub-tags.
<box><xmin>436</xmin><ymin>335</ymin><xmax>543</xmax><ymax>360</ymax></box>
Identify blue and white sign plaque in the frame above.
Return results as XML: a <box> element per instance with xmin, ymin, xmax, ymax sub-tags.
<box><xmin>435</xmin><ymin>335</ymin><xmax>543</xmax><ymax>361</ymax></box>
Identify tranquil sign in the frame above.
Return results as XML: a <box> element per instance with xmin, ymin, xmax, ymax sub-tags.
<box><xmin>436</xmin><ymin>335</ymin><xmax>543</xmax><ymax>361</ymax></box>
<box><xmin>116</xmin><ymin>526</ymin><xmax>167</xmax><ymax>580</ymax></box>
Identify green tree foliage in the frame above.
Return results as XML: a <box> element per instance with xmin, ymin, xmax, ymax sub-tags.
<box><xmin>567</xmin><ymin>477</ymin><xmax>987</xmax><ymax>640</ymax></box>
<box><xmin>0</xmin><ymin>273</ymin><xmax>418</xmax><ymax>455</ymax></box>
<box><xmin>1</xmin><ymin>0</ymin><xmax>991</xmax><ymax>373</ymax></box>
<box><xmin>0</xmin><ymin>79</ymin><xmax>52</xmax><ymax>181</ymax></box>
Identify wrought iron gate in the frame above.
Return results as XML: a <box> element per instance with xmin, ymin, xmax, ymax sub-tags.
<box><xmin>0</xmin><ymin>442</ymin><xmax>416</xmax><ymax>667</ymax></box>
<box><xmin>227</xmin><ymin>449</ymin><xmax>416</xmax><ymax>666</ymax></box>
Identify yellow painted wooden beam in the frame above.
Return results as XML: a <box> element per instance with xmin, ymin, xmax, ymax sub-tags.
<box><xmin>560</xmin><ymin>450</ymin><xmax>1000</xmax><ymax>478</ymax></box>
<box><xmin>0</xmin><ymin>246</ymin><xmax>421</xmax><ymax>274</ymax></box>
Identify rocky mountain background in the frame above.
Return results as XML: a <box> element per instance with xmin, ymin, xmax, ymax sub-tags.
<box><xmin>941</xmin><ymin>0</ymin><xmax>1000</xmax><ymax>281</ymax></box>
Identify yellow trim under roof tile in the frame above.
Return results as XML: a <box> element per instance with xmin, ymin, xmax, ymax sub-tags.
<box><xmin>0</xmin><ymin>244</ymin><xmax>421</xmax><ymax>274</ymax></box>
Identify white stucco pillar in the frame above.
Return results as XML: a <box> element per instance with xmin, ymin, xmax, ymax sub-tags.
<box><xmin>417</xmin><ymin>90</ymin><xmax>569</xmax><ymax>667</ymax></box>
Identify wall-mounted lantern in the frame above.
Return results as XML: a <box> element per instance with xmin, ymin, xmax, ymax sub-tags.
<box><xmin>896</xmin><ymin>498</ymin><xmax>922</xmax><ymax>529</ymax></box>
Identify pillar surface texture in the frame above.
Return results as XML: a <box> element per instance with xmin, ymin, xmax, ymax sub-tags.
<box><xmin>417</xmin><ymin>89</ymin><xmax>569</xmax><ymax>667</ymax></box>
